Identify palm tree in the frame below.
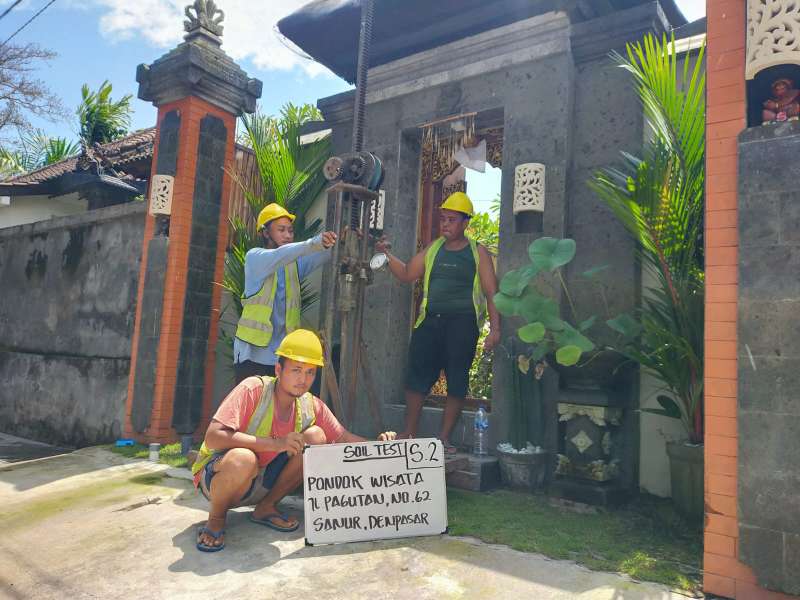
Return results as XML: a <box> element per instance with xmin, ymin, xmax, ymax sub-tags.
<box><xmin>590</xmin><ymin>34</ymin><xmax>706</xmax><ymax>444</ymax></box>
<box><xmin>0</xmin><ymin>129</ymin><xmax>79</xmax><ymax>177</ymax></box>
<box><xmin>223</xmin><ymin>102</ymin><xmax>331</xmax><ymax>319</ymax></box>
<box><xmin>77</xmin><ymin>81</ymin><xmax>132</xmax><ymax>145</ymax></box>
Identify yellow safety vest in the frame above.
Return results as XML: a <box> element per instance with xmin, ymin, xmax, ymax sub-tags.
<box><xmin>414</xmin><ymin>236</ymin><xmax>485</xmax><ymax>328</ymax></box>
<box><xmin>235</xmin><ymin>262</ymin><xmax>301</xmax><ymax>347</ymax></box>
<box><xmin>191</xmin><ymin>376</ymin><xmax>317</xmax><ymax>477</ymax></box>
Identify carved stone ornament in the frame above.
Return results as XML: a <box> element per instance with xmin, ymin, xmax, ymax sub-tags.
<box><xmin>149</xmin><ymin>174</ymin><xmax>175</xmax><ymax>216</ymax></box>
<box><xmin>747</xmin><ymin>0</ymin><xmax>800</xmax><ymax>80</ymax></box>
<box><xmin>558</xmin><ymin>403</ymin><xmax>622</xmax><ymax>427</ymax></box>
<box><xmin>514</xmin><ymin>163</ymin><xmax>545</xmax><ymax>214</ymax></box>
<box><xmin>184</xmin><ymin>0</ymin><xmax>224</xmax><ymax>37</ymax></box>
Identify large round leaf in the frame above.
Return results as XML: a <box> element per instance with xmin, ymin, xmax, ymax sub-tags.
<box><xmin>517</xmin><ymin>289</ymin><xmax>559</xmax><ymax>323</ymax></box>
<box><xmin>493</xmin><ymin>292</ymin><xmax>519</xmax><ymax>317</ymax></box>
<box><xmin>555</xmin><ymin>345</ymin><xmax>582</xmax><ymax>366</ymax></box>
<box><xmin>499</xmin><ymin>269</ymin><xmax>528</xmax><ymax>298</ymax></box>
<box><xmin>528</xmin><ymin>237</ymin><xmax>576</xmax><ymax>271</ymax></box>
<box><xmin>554</xmin><ymin>323</ymin><xmax>595</xmax><ymax>353</ymax></box>
<box><xmin>518</xmin><ymin>322</ymin><xmax>545</xmax><ymax>343</ymax></box>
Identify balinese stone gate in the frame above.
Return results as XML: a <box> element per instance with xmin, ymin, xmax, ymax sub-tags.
<box><xmin>704</xmin><ymin>1</ymin><xmax>799</xmax><ymax>598</ymax></box>
<box><xmin>124</xmin><ymin>1</ymin><xmax>261</xmax><ymax>444</ymax></box>
<box><xmin>302</xmin><ymin>1</ymin><xmax>685</xmax><ymax>501</ymax></box>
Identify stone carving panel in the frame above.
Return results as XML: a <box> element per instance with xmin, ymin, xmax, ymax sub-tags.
<box><xmin>149</xmin><ymin>174</ymin><xmax>175</xmax><ymax>216</ymax></box>
<box><xmin>514</xmin><ymin>163</ymin><xmax>546</xmax><ymax>214</ymax></box>
<box><xmin>747</xmin><ymin>0</ymin><xmax>800</xmax><ymax>80</ymax></box>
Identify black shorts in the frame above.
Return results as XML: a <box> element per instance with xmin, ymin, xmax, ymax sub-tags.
<box><xmin>406</xmin><ymin>313</ymin><xmax>480</xmax><ymax>399</ymax></box>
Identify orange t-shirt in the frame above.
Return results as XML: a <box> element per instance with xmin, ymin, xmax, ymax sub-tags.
<box><xmin>211</xmin><ymin>376</ymin><xmax>345</xmax><ymax>468</ymax></box>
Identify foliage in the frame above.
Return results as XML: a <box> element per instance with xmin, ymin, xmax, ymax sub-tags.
<box><xmin>448</xmin><ymin>488</ymin><xmax>701</xmax><ymax>594</ymax></box>
<box><xmin>0</xmin><ymin>129</ymin><xmax>78</xmax><ymax>177</ymax></box>
<box><xmin>589</xmin><ymin>34</ymin><xmax>705</xmax><ymax>443</ymax></box>
<box><xmin>468</xmin><ymin>321</ymin><xmax>493</xmax><ymax>400</ymax></box>
<box><xmin>493</xmin><ymin>237</ymin><xmax>610</xmax><ymax>449</ymax></box>
<box><xmin>466</xmin><ymin>194</ymin><xmax>500</xmax><ymax>254</ymax></box>
<box><xmin>222</xmin><ymin>102</ymin><xmax>331</xmax><ymax>320</ymax></box>
<box><xmin>0</xmin><ymin>43</ymin><xmax>66</xmax><ymax>143</ymax></box>
<box><xmin>77</xmin><ymin>80</ymin><xmax>133</xmax><ymax>145</ymax></box>
<box><xmin>494</xmin><ymin>237</ymin><xmax>605</xmax><ymax>369</ymax></box>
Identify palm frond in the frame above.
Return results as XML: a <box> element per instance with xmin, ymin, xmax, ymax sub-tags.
<box><xmin>590</xmin><ymin>33</ymin><xmax>706</xmax><ymax>442</ymax></box>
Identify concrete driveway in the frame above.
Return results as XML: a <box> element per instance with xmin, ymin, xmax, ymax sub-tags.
<box><xmin>0</xmin><ymin>444</ymin><xmax>689</xmax><ymax>600</ymax></box>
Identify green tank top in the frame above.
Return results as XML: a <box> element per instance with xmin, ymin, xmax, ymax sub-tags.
<box><xmin>426</xmin><ymin>243</ymin><xmax>477</xmax><ymax>315</ymax></box>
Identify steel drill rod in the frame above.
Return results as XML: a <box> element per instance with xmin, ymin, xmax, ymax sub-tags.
<box><xmin>321</xmin><ymin>191</ymin><xmax>345</xmax><ymax>409</ymax></box>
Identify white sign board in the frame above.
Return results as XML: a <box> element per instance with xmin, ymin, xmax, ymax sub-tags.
<box><xmin>303</xmin><ymin>438</ymin><xmax>447</xmax><ymax>545</ymax></box>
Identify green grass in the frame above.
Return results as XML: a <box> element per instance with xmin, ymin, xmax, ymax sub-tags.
<box><xmin>447</xmin><ymin>488</ymin><xmax>702</xmax><ymax>594</ymax></box>
<box><xmin>107</xmin><ymin>442</ymin><xmax>193</xmax><ymax>468</ymax></box>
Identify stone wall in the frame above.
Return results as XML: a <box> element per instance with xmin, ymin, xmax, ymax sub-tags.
<box><xmin>736</xmin><ymin>122</ymin><xmax>800</xmax><ymax>596</ymax></box>
<box><xmin>0</xmin><ymin>202</ymin><xmax>145</xmax><ymax>447</ymax></box>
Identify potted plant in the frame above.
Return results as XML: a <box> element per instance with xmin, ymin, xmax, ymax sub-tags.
<box><xmin>590</xmin><ymin>33</ymin><xmax>705</xmax><ymax>519</ymax></box>
<box><xmin>493</xmin><ymin>237</ymin><xmax>610</xmax><ymax>491</ymax></box>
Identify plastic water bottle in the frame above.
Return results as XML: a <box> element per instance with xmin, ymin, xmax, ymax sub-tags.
<box><xmin>473</xmin><ymin>406</ymin><xmax>488</xmax><ymax>455</ymax></box>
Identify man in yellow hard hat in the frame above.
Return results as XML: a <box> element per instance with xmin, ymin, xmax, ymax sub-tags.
<box><xmin>193</xmin><ymin>329</ymin><xmax>396</xmax><ymax>552</ymax></box>
<box><xmin>376</xmin><ymin>192</ymin><xmax>500</xmax><ymax>453</ymax></box>
<box><xmin>233</xmin><ymin>202</ymin><xmax>338</xmax><ymax>384</ymax></box>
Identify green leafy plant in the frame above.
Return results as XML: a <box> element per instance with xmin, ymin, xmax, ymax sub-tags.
<box><xmin>77</xmin><ymin>80</ymin><xmax>132</xmax><ymax>145</ymax></box>
<box><xmin>0</xmin><ymin>129</ymin><xmax>78</xmax><ymax>176</ymax></box>
<box><xmin>494</xmin><ymin>237</ymin><xmax>604</xmax><ymax>369</ymax></box>
<box><xmin>493</xmin><ymin>237</ymin><xmax>611</xmax><ymax>450</ymax></box>
<box><xmin>221</xmin><ymin>102</ymin><xmax>331</xmax><ymax>334</ymax></box>
<box><xmin>590</xmin><ymin>34</ymin><xmax>705</xmax><ymax>444</ymax></box>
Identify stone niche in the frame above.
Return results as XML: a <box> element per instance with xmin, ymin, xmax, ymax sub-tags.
<box><xmin>746</xmin><ymin>0</ymin><xmax>800</xmax><ymax>127</ymax></box>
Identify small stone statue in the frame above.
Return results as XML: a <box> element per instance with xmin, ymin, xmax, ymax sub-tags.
<box><xmin>184</xmin><ymin>0</ymin><xmax>224</xmax><ymax>37</ymax></box>
<box><xmin>762</xmin><ymin>77</ymin><xmax>800</xmax><ymax>125</ymax></box>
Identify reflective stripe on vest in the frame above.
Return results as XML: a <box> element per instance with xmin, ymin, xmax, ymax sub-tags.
<box><xmin>191</xmin><ymin>376</ymin><xmax>316</xmax><ymax>477</ymax></box>
<box><xmin>414</xmin><ymin>236</ymin><xmax>485</xmax><ymax>328</ymax></box>
<box><xmin>235</xmin><ymin>262</ymin><xmax>301</xmax><ymax>347</ymax></box>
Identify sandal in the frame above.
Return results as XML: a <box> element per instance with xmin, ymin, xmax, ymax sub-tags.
<box><xmin>196</xmin><ymin>526</ymin><xmax>225</xmax><ymax>552</ymax></box>
<box><xmin>250</xmin><ymin>512</ymin><xmax>300</xmax><ymax>532</ymax></box>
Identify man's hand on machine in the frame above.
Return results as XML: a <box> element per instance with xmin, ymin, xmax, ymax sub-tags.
<box><xmin>375</xmin><ymin>235</ymin><xmax>392</xmax><ymax>253</ymax></box>
<box><xmin>377</xmin><ymin>431</ymin><xmax>397</xmax><ymax>441</ymax></box>
<box><xmin>321</xmin><ymin>231</ymin><xmax>338</xmax><ymax>248</ymax></box>
<box><xmin>280</xmin><ymin>431</ymin><xmax>305</xmax><ymax>456</ymax></box>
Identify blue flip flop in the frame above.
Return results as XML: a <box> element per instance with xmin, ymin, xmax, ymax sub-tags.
<box><xmin>249</xmin><ymin>512</ymin><xmax>300</xmax><ymax>532</ymax></box>
<box><xmin>196</xmin><ymin>526</ymin><xmax>225</xmax><ymax>552</ymax></box>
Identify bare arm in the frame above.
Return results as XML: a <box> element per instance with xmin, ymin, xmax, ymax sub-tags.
<box><xmin>375</xmin><ymin>236</ymin><xmax>428</xmax><ymax>284</ymax></box>
<box><xmin>477</xmin><ymin>244</ymin><xmax>501</xmax><ymax>350</ymax></box>
<box><xmin>204</xmin><ymin>420</ymin><xmax>304</xmax><ymax>456</ymax></box>
<box><xmin>384</xmin><ymin>250</ymin><xmax>426</xmax><ymax>283</ymax></box>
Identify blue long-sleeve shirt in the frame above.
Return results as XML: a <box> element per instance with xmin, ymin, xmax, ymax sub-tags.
<box><xmin>233</xmin><ymin>234</ymin><xmax>331</xmax><ymax>366</ymax></box>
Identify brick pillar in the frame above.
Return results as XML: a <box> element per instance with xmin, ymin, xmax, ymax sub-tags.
<box><xmin>705</xmin><ymin>2</ymin><xmax>796</xmax><ymax>598</ymax></box>
<box><xmin>124</xmin><ymin>5</ymin><xmax>262</xmax><ymax>443</ymax></box>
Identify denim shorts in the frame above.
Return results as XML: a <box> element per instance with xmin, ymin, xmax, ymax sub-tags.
<box><xmin>199</xmin><ymin>451</ymin><xmax>290</xmax><ymax>507</ymax></box>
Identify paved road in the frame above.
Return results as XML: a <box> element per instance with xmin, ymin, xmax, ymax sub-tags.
<box><xmin>0</xmin><ymin>445</ymin><xmax>688</xmax><ymax>600</ymax></box>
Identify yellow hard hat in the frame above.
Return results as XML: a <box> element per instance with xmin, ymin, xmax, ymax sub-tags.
<box><xmin>256</xmin><ymin>203</ymin><xmax>296</xmax><ymax>231</ymax></box>
<box><xmin>440</xmin><ymin>191</ymin><xmax>474</xmax><ymax>217</ymax></box>
<box><xmin>275</xmin><ymin>329</ymin><xmax>324</xmax><ymax>367</ymax></box>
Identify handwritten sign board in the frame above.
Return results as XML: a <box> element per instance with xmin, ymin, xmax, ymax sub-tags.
<box><xmin>303</xmin><ymin>438</ymin><xmax>447</xmax><ymax>545</ymax></box>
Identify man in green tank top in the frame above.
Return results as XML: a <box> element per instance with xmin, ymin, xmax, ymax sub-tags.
<box><xmin>376</xmin><ymin>192</ymin><xmax>500</xmax><ymax>452</ymax></box>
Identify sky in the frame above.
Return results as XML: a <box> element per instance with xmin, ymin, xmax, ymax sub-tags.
<box><xmin>0</xmin><ymin>0</ymin><xmax>705</xmax><ymax>208</ymax></box>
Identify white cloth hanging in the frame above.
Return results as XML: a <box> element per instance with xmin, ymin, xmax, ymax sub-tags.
<box><xmin>454</xmin><ymin>139</ymin><xmax>486</xmax><ymax>173</ymax></box>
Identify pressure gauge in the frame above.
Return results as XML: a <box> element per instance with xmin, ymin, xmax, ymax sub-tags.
<box><xmin>369</xmin><ymin>252</ymin><xmax>388</xmax><ymax>271</ymax></box>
